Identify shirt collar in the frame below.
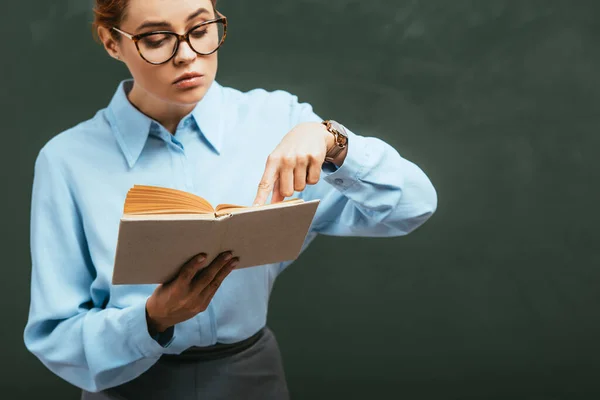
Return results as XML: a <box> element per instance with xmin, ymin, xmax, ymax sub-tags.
<box><xmin>191</xmin><ymin>79</ymin><xmax>224</xmax><ymax>156</ymax></box>
<box><xmin>107</xmin><ymin>79</ymin><xmax>224</xmax><ymax>168</ymax></box>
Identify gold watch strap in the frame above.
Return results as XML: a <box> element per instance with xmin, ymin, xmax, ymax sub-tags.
<box><xmin>322</xmin><ymin>120</ymin><xmax>348</xmax><ymax>163</ymax></box>
<box><xmin>325</xmin><ymin>143</ymin><xmax>345</xmax><ymax>163</ymax></box>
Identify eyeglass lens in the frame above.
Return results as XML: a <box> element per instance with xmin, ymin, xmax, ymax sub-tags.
<box><xmin>137</xmin><ymin>21</ymin><xmax>225</xmax><ymax>63</ymax></box>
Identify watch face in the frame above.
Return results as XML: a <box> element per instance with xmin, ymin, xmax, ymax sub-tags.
<box><xmin>329</xmin><ymin>120</ymin><xmax>342</xmax><ymax>132</ymax></box>
<box><xmin>330</xmin><ymin>120</ymin><xmax>348</xmax><ymax>146</ymax></box>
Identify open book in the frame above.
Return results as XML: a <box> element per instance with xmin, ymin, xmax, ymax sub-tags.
<box><xmin>112</xmin><ymin>185</ymin><xmax>320</xmax><ymax>284</ymax></box>
<box><xmin>123</xmin><ymin>184</ymin><xmax>306</xmax><ymax>217</ymax></box>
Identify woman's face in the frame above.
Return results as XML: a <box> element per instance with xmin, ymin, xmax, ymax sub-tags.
<box><xmin>113</xmin><ymin>0</ymin><xmax>219</xmax><ymax>106</ymax></box>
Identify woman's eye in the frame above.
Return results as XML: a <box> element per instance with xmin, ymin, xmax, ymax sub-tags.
<box><xmin>142</xmin><ymin>35</ymin><xmax>169</xmax><ymax>48</ymax></box>
<box><xmin>146</xmin><ymin>40</ymin><xmax>164</xmax><ymax>48</ymax></box>
<box><xmin>191</xmin><ymin>29</ymin><xmax>208</xmax><ymax>39</ymax></box>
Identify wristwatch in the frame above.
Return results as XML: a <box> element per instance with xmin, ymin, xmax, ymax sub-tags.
<box><xmin>322</xmin><ymin>120</ymin><xmax>349</xmax><ymax>163</ymax></box>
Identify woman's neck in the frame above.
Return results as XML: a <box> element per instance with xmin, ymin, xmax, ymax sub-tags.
<box><xmin>127</xmin><ymin>82</ymin><xmax>195</xmax><ymax>135</ymax></box>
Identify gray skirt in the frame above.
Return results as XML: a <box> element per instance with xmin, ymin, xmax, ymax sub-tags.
<box><xmin>81</xmin><ymin>326</ymin><xmax>289</xmax><ymax>400</ymax></box>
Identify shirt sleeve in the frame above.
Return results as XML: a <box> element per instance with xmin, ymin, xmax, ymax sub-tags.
<box><xmin>23</xmin><ymin>147</ymin><xmax>172</xmax><ymax>393</ymax></box>
<box><xmin>289</xmin><ymin>95</ymin><xmax>438</xmax><ymax>237</ymax></box>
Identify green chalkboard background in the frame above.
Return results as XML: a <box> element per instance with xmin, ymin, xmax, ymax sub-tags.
<box><xmin>2</xmin><ymin>0</ymin><xmax>599</xmax><ymax>398</ymax></box>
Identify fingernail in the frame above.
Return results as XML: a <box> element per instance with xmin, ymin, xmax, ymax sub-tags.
<box><xmin>196</xmin><ymin>254</ymin><xmax>206</xmax><ymax>263</ymax></box>
<box><xmin>230</xmin><ymin>259</ymin><xmax>239</xmax><ymax>268</ymax></box>
<box><xmin>224</xmin><ymin>252</ymin><xmax>233</xmax><ymax>261</ymax></box>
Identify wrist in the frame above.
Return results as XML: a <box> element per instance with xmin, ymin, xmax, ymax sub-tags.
<box><xmin>322</xmin><ymin>124</ymin><xmax>335</xmax><ymax>152</ymax></box>
<box><xmin>330</xmin><ymin>146</ymin><xmax>348</xmax><ymax>167</ymax></box>
<box><xmin>321</xmin><ymin>120</ymin><xmax>349</xmax><ymax>166</ymax></box>
<box><xmin>145</xmin><ymin>300</ymin><xmax>169</xmax><ymax>335</ymax></box>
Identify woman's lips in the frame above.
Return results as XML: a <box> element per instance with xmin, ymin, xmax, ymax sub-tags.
<box><xmin>173</xmin><ymin>75</ymin><xmax>204</xmax><ymax>89</ymax></box>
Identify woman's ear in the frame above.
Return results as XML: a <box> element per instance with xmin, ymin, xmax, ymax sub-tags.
<box><xmin>97</xmin><ymin>26</ymin><xmax>121</xmax><ymax>61</ymax></box>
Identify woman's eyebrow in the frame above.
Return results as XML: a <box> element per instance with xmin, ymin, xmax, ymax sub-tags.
<box><xmin>135</xmin><ymin>8</ymin><xmax>210</xmax><ymax>31</ymax></box>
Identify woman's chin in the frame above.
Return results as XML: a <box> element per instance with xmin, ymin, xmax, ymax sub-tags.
<box><xmin>169</xmin><ymin>85</ymin><xmax>208</xmax><ymax>105</ymax></box>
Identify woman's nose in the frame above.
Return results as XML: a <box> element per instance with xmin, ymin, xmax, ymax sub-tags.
<box><xmin>174</xmin><ymin>39</ymin><xmax>197</xmax><ymax>64</ymax></box>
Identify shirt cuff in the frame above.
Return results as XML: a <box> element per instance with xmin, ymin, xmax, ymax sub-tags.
<box><xmin>125</xmin><ymin>299</ymin><xmax>175</xmax><ymax>358</ymax></box>
<box><xmin>321</xmin><ymin>129</ymin><xmax>372</xmax><ymax>192</ymax></box>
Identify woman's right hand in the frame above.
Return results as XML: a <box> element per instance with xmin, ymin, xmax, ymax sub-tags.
<box><xmin>145</xmin><ymin>251</ymin><xmax>239</xmax><ymax>335</ymax></box>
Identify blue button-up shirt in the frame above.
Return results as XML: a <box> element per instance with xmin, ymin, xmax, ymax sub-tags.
<box><xmin>24</xmin><ymin>79</ymin><xmax>437</xmax><ymax>392</ymax></box>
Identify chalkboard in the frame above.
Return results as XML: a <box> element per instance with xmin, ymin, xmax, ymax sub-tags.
<box><xmin>2</xmin><ymin>0</ymin><xmax>600</xmax><ymax>398</ymax></box>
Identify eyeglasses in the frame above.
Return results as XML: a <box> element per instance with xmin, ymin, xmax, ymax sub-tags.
<box><xmin>112</xmin><ymin>12</ymin><xmax>227</xmax><ymax>65</ymax></box>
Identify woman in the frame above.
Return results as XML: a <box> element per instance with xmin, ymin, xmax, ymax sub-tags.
<box><xmin>23</xmin><ymin>0</ymin><xmax>437</xmax><ymax>398</ymax></box>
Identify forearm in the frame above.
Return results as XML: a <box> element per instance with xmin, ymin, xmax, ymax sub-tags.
<box><xmin>310</xmin><ymin>129</ymin><xmax>437</xmax><ymax>236</ymax></box>
<box><xmin>24</xmin><ymin>300</ymin><xmax>167</xmax><ymax>392</ymax></box>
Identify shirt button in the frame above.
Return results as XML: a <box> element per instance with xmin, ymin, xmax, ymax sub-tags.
<box><xmin>334</xmin><ymin>178</ymin><xmax>344</xmax><ymax>185</ymax></box>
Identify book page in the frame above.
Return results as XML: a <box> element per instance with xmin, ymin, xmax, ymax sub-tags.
<box><xmin>215</xmin><ymin>203</ymin><xmax>247</xmax><ymax>213</ymax></box>
<box><xmin>215</xmin><ymin>198</ymin><xmax>305</xmax><ymax>216</ymax></box>
<box><xmin>124</xmin><ymin>185</ymin><xmax>215</xmax><ymax>214</ymax></box>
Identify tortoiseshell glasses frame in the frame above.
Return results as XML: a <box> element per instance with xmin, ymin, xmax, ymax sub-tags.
<box><xmin>111</xmin><ymin>11</ymin><xmax>228</xmax><ymax>65</ymax></box>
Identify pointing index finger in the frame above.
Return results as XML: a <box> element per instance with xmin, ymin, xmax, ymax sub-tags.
<box><xmin>253</xmin><ymin>157</ymin><xmax>279</xmax><ymax>206</ymax></box>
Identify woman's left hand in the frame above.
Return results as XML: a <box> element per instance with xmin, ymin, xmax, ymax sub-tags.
<box><xmin>253</xmin><ymin>121</ymin><xmax>346</xmax><ymax>206</ymax></box>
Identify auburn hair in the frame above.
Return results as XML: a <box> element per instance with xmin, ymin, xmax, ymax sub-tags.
<box><xmin>92</xmin><ymin>0</ymin><xmax>218</xmax><ymax>41</ymax></box>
